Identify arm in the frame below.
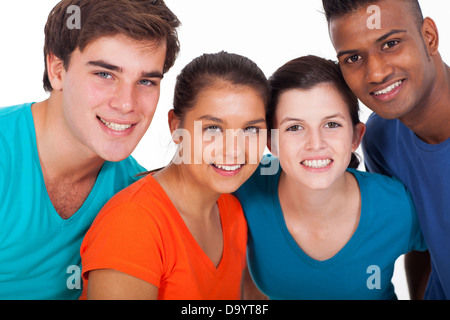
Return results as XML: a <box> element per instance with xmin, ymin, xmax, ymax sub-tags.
<box><xmin>405</xmin><ymin>250</ymin><xmax>431</xmax><ymax>300</ymax></box>
<box><xmin>87</xmin><ymin>269</ymin><xmax>158</xmax><ymax>300</ymax></box>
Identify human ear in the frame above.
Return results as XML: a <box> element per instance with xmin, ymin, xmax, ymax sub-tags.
<box><xmin>351</xmin><ymin>122</ymin><xmax>366</xmax><ymax>152</ymax></box>
<box><xmin>422</xmin><ymin>17</ymin><xmax>439</xmax><ymax>55</ymax></box>
<box><xmin>168</xmin><ymin>109</ymin><xmax>182</xmax><ymax>144</ymax></box>
<box><xmin>46</xmin><ymin>52</ymin><xmax>65</xmax><ymax>91</ymax></box>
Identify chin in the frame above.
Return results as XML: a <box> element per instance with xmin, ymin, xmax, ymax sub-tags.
<box><xmin>97</xmin><ymin>148</ymin><xmax>133</xmax><ymax>162</ymax></box>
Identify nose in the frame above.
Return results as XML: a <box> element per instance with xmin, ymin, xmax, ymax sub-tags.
<box><xmin>305</xmin><ymin>128</ymin><xmax>326</xmax><ymax>151</ymax></box>
<box><xmin>223</xmin><ymin>129</ymin><xmax>246</xmax><ymax>164</ymax></box>
<box><xmin>111</xmin><ymin>82</ymin><xmax>135</xmax><ymax>113</ymax></box>
<box><xmin>365</xmin><ymin>53</ymin><xmax>394</xmax><ymax>84</ymax></box>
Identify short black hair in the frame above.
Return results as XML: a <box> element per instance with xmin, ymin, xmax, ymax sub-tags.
<box><xmin>322</xmin><ymin>0</ymin><xmax>424</xmax><ymax>27</ymax></box>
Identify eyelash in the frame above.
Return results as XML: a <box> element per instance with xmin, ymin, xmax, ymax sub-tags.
<box><xmin>286</xmin><ymin>122</ymin><xmax>341</xmax><ymax>131</ymax></box>
<box><xmin>286</xmin><ymin>125</ymin><xmax>303</xmax><ymax>132</ymax></box>
<box><xmin>382</xmin><ymin>40</ymin><xmax>399</xmax><ymax>50</ymax></box>
<box><xmin>95</xmin><ymin>72</ymin><xmax>112</xmax><ymax>79</ymax></box>
<box><xmin>204</xmin><ymin>126</ymin><xmax>260</xmax><ymax>134</ymax></box>
<box><xmin>95</xmin><ymin>72</ymin><xmax>156</xmax><ymax>87</ymax></box>
<box><xmin>325</xmin><ymin>122</ymin><xmax>341</xmax><ymax>129</ymax></box>
<box><xmin>344</xmin><ymin>40</ymin><xmax>400</xmax><ymax>64</ymax></box>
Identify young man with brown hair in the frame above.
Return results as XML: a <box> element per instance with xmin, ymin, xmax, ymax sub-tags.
<box><xmin>0</xmin><ymin>0</ymin><xmax>180</xmax><ymax>299</ymax></box>
<box><xmin>322</xmin><ymin>0</ymin><xmax>450</xmax><ymax>299</ymax></box>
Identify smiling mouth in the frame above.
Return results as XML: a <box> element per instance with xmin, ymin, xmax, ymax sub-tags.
<box><xmin>98</xmin><ymin>116</ymin><xmax>134</xmax><ymax>132</ymax></box>
<box><xmin>301</xmin><ymin>159</ymin><xmax>333</xmax><ymax>169</ymax></box>
<box><xmin>371</xmin><ymin>80</ymin><xmax>404</xmax><ymax>96</ymax></box>
<box><xmin>212</xmin><ymin>163</ymin><xmax>243</xmax><ymax>171</ymax></box>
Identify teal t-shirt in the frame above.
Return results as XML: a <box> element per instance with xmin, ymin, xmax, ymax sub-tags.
<box><xmin>235</xmin><ymin>155</ymin><xmax>427</xmax><ymax>300</ymax></box>
<box><xmin>0</xmin><ymin>103</ymin><xmax>146</xmax><ymax>299</ymax></box>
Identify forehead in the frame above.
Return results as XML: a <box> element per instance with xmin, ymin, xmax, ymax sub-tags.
<box><xmin>329</xmin><ymin>0</ymin><xmax>420</xmax><ymax>49</ymax></box>
<box><xmin>190</xmin><ymin>85</ymin><xmax>266</xmax><ymax>118</ymax></box>
<box><xmin>276</xmin><ymin>86</ymin><xmax>350</xmax><ymax>119</ymax></box>
<box><xmin>70</xmin><ymin>34</ymin><xmax>167</xmax><ymax>72</ymax></box>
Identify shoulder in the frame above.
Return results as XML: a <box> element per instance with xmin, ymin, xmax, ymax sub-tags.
<box><xmin>364</xmin><ymin>113</ymin><xmax>399</xmax><ymax>145</ymax></box>
<box><xmin>0</xmin><ymin>103</ymin><xmax>31</xmax><ymax>119</ymax></box>
<box><xmin>0</xmin><ymin>104</ymin><xmax>34</xmax><ymax>165</ymax></box>
<box><xmin>100</xmin><ymin>174</ymin><xmax>168</xmax><ymax>216</ymax></box>
<box><xmin>105</xmin><ymin>155</ymin><xmax>147</xmax><ymax>185</ymax></box>
<box><xmin>350</xmin><ymin>169</ymin><xmax>408</xmax><ymax>194</ymax></box>
<box><xmin>235</xmin><ymin>154</ymin><xmax>280</xmax><ymax>199</ymax></box>
<box><xmin>83</xmin><ymin>175</ymin><xmax>171</xmax><ymax>248</ymax></box>
<box><xmin>350</xmin><ymin>169</ymin><xmax>415</xmax><ymax>215</ymax></box>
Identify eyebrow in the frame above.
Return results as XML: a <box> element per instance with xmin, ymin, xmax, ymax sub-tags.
<box><xmin>87</xmin><ymin>60</ymin><xmax>164</xmax><ymax>79</ymax></box>
<box><xmin>336</xmin><ymin>29</ymin><xmax>407</xmax><ymax>59</ymax></box>
<box><xmin>279</xmin><ymin>113</ymin><xmax>346</xmax><ymax>125</ymax></box>
<box><xmin>198</xmin><ymin>115</ymin><xmax>266</xmax><ymax>126</ymax></box>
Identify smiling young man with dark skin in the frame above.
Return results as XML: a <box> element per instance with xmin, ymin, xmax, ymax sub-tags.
<box><xmin>322</xmin><ymin>0</ymin><xmax>450</xmax><ymax>299</ymax></box>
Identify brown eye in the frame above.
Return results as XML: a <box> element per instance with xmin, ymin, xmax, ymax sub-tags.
<box><xmin>382</xmin><ymin>40</ymin><xmax>399</xmax><ymax>50</ymax></box>
<box><xmin>346</xmin><ymin>55</ymin><xmax>361</xmax><ymax>64</ymax></box>
<box><xmin>325</xmin><ymin>122</ymin><xmax>341</xmax><ymax>129</ymax></box>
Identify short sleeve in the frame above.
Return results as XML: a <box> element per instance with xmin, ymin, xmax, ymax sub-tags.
<box><xmin>405</xmin><ymin>189</ymin><xmax>427</xmax><ymax>253</ymax></box>
<box><xmin>80</xmin><ymin>201</ymin><xmax>165</xmax><ymax>287</ymax></box>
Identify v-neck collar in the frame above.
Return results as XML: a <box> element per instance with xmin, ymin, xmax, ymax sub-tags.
<box><xmin>146</xmin><ymin>175</ymin><xmax>228</xmax><ymax>276</ymax></box>
<box><xmin>26</xmin><ymin>102</ymin><xmax>109</xmax><ymax>227</ymax></box>
<box><xmin>271</xmin><ymin>168</ymin><xmax>366</xmax><ymax>268</ymax></box>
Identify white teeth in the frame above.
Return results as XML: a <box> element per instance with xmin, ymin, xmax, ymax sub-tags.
<box><xmin>373</xmin><ymin>80</ymin><xmax>403</xmax><ymax>96</ymax></box>
<box><xmin>99</xmin><ymin>117</ymin><xmax>133</xmax><ymax>131</ymax></box>
<box><xmin>214</xmin><ymin>164</ymin><xmax>242</xmax><ymax>171</ymax></box>
<box><xmin>302</xmin><ymin>159</ymin><xmax>332</xmax><ymax>168</ymax></box>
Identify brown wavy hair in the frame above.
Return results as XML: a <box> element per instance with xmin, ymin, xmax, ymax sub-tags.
<box><xmin>43</xmin><ymin>0</ymin><xmax>180</xmax><ymax>91</ymax></box>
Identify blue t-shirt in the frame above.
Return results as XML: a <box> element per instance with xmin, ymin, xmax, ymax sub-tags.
<box><xmin>235</xmin><ymin>155</ymin><xmax>426</xmax><ymax>300</ymax></box>
<box><xmin>362</xmin><ymin>113</ymin><xmax>450</xmax><ymax>300</ymax></box>
<box><xmin>0</xmin><ymin>103</ymin><xmax>146</xmax><ymax>299</ymax></box>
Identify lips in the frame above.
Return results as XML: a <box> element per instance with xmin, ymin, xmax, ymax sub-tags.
<box><xmin>301</xmin><ymin>159</ymin><xmax>333</xmax><ymax>169</ymax></box>
<box><xmin>211</xmin><ymin>162</ymin><xmax>244</xmax><ymax>176</ymax></box>
<box><xmin>371</xmin><ymin>80</ymin><xmax>404</xmax><ymax>96</ymax></box>
<box><xmin>212</xmin><ymin>163</ymin><xmax>243</xmax><ymax>171</ymax></box>
<box><xmin>98</xmin><ymin>116</ymin><xmax>135</xmax><ymax>132</ymax></box>
<box><xmin>369</xmin><ymin>79</ymin><xmax>406</xmax><ymax>103</ymax></box>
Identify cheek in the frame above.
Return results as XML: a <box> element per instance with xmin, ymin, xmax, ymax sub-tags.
<box><xmin>277</xmin><ymin>134</ymin><xmax>299</xmax><ymax>158</ymax></box>
<box><xmin>138</xmin><ymin>90</ymin><xmax>161</xmax><ymax>117</ymax></box>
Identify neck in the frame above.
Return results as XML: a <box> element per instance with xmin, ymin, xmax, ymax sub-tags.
<box><xmin>400</xmin><ymin>61</ymin><xmax>450</xmax><ymax>145</ymax></box>
<box><xmin>278</xmin><ymin>170</ymin><xmax>356</xmax><ymax>220</ymax></box>
<box><xmin>153</xmin><ymin>163</ymin><xmax>221</xmax><ymax>220</ymax></box>
<box><xmin>32</xmin><ymin>95</ymin><xmax>104</xmax><ymax>183</ymax></box>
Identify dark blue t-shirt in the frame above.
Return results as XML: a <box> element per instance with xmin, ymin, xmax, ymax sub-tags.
<box><xmin>362</xmin><ymin>113</ymin><xmax>450</xmax><ymax>300</ymax></box>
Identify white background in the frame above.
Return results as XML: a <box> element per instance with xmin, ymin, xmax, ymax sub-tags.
<box><xmin>0</xmin><ymin>0</ymin><xmax>448</xmax><ymax>300</ymax></box>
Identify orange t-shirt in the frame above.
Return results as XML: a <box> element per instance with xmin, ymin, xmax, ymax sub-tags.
<box><xmin>80</xmin><ymin>174</ymin><xmax>247</xmax><ymax>300</ymax></box>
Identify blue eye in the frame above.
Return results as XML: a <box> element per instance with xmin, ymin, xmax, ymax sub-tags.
<box><xmin>96</xmin><ymin>72</ymin><xmax>112</xmax><ymax>79</ymax></box>
<box><xmin>140</xmin><ymin>79</ymin><xmax>156</xmax><ymax>86</ymax></box>
<box><xmin>205</xmin><ymin>126</ymin><xmax>222</xmax><ymax>134</ymax></box>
